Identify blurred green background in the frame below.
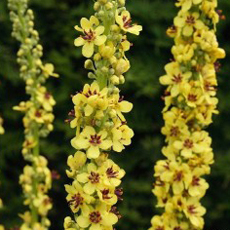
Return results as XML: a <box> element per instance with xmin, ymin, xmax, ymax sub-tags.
<box><xmin>0</xmin><ymin>0</ymin><xmax>230</xmax><ymax>229</ymax></box>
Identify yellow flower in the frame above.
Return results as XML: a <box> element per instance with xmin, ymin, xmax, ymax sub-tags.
<box><xmin>174</xmin><ymin>11</ymin><xmax>205</xmax><ymax>37</ymax></box>
<box><xmin>171</xmin><ymin>43</ymin><xmax>196</xmax><ymax>63</ymax></box>
<box><xmin>153</xmin><ymin>178</ymin><xmax>170</xmax><ymax>208</ymax></box>
<box><xmin>19</xmin><ymin>211</ymin><xmax>32</xmax><ymax>224</ymax></box>
<box><xmin>149</xmin><ymin>215</ymin><xmax>170</xmax><ymax>230</ymax></box>
<box><xmin>13</xmin><ymin>101</ymin><xmax>33</xmax><ymax>112</ymax></box>
<box><xmin>36</xmin><ymin>86</ymin><xmax>56</xmax><ymax>112</ymax></box>
<box><xmin>71</xmin><ymin>82</ymin><xmax>108</xmax><ymax>120</ymax></box>
<box><xmin>113</xmin><ymin>58</ymin><xmax>130</xmax><ymax>77</ymax></box>
<box><xmin>71</xmin><ymin>126</ymin><xmax>112</xmax><ymax>159</ymax></box>
<box><xmin>160</xmin><ymin>62</ymin><xmax>191</xmax><ymax>97</ymax></box>
<box><xmin>74</xmin><ymin>16</ymin><xmax>107</xmax><ymax>58</ymax></box>
<box><xmin>188</xmin><ymin>168</ymin><xmax>209</xmax><ymax>197</ymax></box>
<box><xmin>183</xmin><ymin>198</ymin><xmax>206</xmax><ymax>228</ymax></box>
<box><xmin>176</xmin><ymin>0</ymin><xmax>202</xmax><ymax>12</ymax></box>
<box><xmin>109</xmin><ymin>93</ymin><xmax>133</xmax><ymax>121</ymax></box>
<box><xmin>77</xmin><ymin>163</ymin><xmax>103</xmax><ymax>195</ymax></box>
<box><xmin>66</xmin><ymin>151</ymin><xmax>87</xmax><ymax>178</ymax></box>
<box><xmin>28</xmin><ymin>108</ymin><xmax>55</xmax><ymax>125</ymax></box>
<box><xmin>76</xmin><ymin>203</ymin><xmax>118</xmax><ymax>230</ymax></box>
<box><xmin>164</xmin><ymin>214</ymin><xmax>189</xmax><ymax>230</ymax></box>
<box><xmin>33</xmin><ymin>194</ymin><xmax>52</xmax><ymax>216</ymax></box>
<box><xmin>171</xmin><ymin>162</ymin><xmax>192</xmax><ymax>195</ymax></box>
<box><xmin>115</xmin><ymin>10</ymin><xmax>142</xmax><ymax>35</ymax></box>
<box><xmin>161</xmin><ymin>110</ymin><xmax>189</xmax><ymax>143</ymax></box>
<box><xmin>173</xmin><ymin>131</ymin><xmax>211</xmax><ymax>159</ymax></box>
<box><xmin>184</xmin><ymin>87</ymin><xmax>203</xmax><ymax>108</ymax></box>
<box><xmin>99</xmin><ymin>41</ymin><xmax>115</xmax><ymax>59</ymax></box>
<box><xmin>195</xmin><ymin>97</ymin><xmax>219</xmax><ymax>126</ymax></box>
<box><xmin>22</xmin><ymin>136</ymin><xmax>37</xmax><ymax>155</ymax></box>
<box><xmin>65</xmin><ymin>181</ymin><xmax>94</xmax><ymax>213</ymax></box>
<box><xmin>99</xmin><ymin>159</ymin><xmax>125</xmax><ymax>187</ymax></box>
<box><xmin>64</xmin><ymin>216</ymin><xmax>80</xmax><ymax>230</ymax></box>
<box><xmin>111</xmin><ymin>122</ymin><xmax>134</xmax><ymax>152</ymax></box>
<box><xmin>97</xmin><ymin>187</ymin><xmax>118</xmax><ymax>205</ymax></box>
<box><xmin>120</xmin><ymin>35</ymin><xmax>131</xmax><ymax>52</ymax></box>
<box><xmin>41</xmin><ymin>63</ymin><xmax>59</xmax><ymax>78</ymax></box>
<box><xmin>154</xmin><ymin>160</ymin><xmax>174</xmax><ymax>183</ymax></box>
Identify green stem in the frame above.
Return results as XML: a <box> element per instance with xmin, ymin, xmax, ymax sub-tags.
<box><xmin>31</xmin><ymin>123</ymin><xmax>39</xmax><ymax>223</ymax></box>
<box><xmin>18</xmin><ymin>2</ymin><xmax>40</xmax><ymax>225</ymax></box>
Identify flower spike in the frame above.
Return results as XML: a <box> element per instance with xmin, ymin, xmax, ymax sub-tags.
<box><xmin>150</xmin><ymin>0</ymin><xmax>225</xmax><ymax>229</ymax></box>
<box><xmin>8</xmin><ymin>0</ymin><xmax>58</xmax><ymax>228</ymax></box>
<box><xmin>64</xmin><ymin>0</ymin><xmax>142</xmax><ymax>229</ymax></box>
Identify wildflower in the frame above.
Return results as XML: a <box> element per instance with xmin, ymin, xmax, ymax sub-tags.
<box><xmin>74</xmin><ymin>16</ymin><xmax>107</xmax><ymax>58</ymax></box>
<box><xmin>150</xmin><ymin>0</ymin><xmax>225</xmax><ymax>228</ymax></box>
<box><xmin>66</xmin><ymin>151</ymin><xmax>87</xmax><ymax>178</ymax></box>
<box><xmin>176</xmin><ymin>0</ymin><xmax>202</xmax><ymax>12</ymax></box>
<box><xmin>41</xmin><ymin>63</ymin><xmax>59</xmax><ymax>78</ymax></box>
<box><xmin>36</xmin><ymin>86</ymin><xmax>56</xmax><ymax>112</ymax></box>
<box><xmin>65</xmin><ymin>1</ymin><xmax>141</xmax><ymax>228</ymax></box>
<box><xmin>65</xmin><ymin>181</ymin><xmax>94</xmax><ymax>213</ymax></box>
<box><xmin>174</xmin><ymin>11</ymin><xmax>205</xmax><ymax>37</ymax></box>
<box><xmin>160</xmin><ymin>62</ymin><xmax>192</xmax><ymax>97</ymax></box>
<box><xmin>76</xmin><ymin>203</ymin><xmax>118</xmax><ymax>229</ymax></box>
<box><xmin>8</xmin><ymin>0</ymin><xmax>58</xmax><ymax>228</ymax></box>
<box><xmin>116</xmin><ymin>11</ymin><xmax>142</xmax><ymax>35</ymax></box>
<box><xmin>183</xmin><ymin>198</ymin><xmax>206</xmax><ymax>228</ymax></box>
<box><xmin>71</xmin><ymin>126</ymin><xmax>112</xmax><ymax>159</ymax></box>
<box><xmin>77</xmin><ymin>163</ymin><xmax>103</xmax><ymax>195</ymax></box>
<box><xmin>111</xmin><ymin>122</ymin><xmax>134</xmax><ymax>152</ymax></box>
<box><xmin>99</xmin><ymin>159</ymin><xmax>125</xmax><ymax>187</ymax></box>
<box><xmin>173</xmin><ymin>131</ymin><xmax>211</xmax><ymax>158</ymax></box>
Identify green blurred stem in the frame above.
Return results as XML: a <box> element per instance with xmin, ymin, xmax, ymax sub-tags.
<box><xmin>31</xmin><ymin>123</ymin><xmax>39</xmax><ymax>223</ymax></box>
<box><xmin>18</xmin><ymin>2</ymin><xmax>39</xmax><ymax>224</ymax></box>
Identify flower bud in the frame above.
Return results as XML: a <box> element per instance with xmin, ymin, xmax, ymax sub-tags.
<box><xmin>84</xmin><ymin>59</ymin><xmax>95</xmax><ymax>70</ymax></box>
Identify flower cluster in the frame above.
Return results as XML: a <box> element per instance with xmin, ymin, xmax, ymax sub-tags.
<box><xmin>8</xmin><ymin>0</ymin><xmax>58</xmax><ymax>228</ymax></box>
<box><xmin>150</xmin><ymin>1</ymin><xmax>225</xmax><ymax>230</ymax></box>
<box><xmin>64</xmin><ymin>0</ymin><xmax>141</xmax><ymax>229</ymax></box>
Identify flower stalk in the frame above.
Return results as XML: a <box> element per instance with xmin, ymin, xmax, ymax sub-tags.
<box><xmin>64</xmin><ymin>0</ymin><xmax>142</xmax><ymax>229</ymax></box>
<box><xmin>150</xmin><ymin>0</ymin><xmax>225</xmax><ymax>229</ymax></box>
<box><xmin>8</xmin><ymin>0</ymin><xmax>58</xmax><ymax>228</ymax></box>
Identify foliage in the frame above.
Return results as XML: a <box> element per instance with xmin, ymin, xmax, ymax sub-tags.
<box><xmin>0</xmin><ymin>0</ymin><xmax>230</xmax><ymax>229</ymax></box>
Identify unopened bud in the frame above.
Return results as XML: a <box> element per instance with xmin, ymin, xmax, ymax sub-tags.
<box><xmin>94</xmin><ymin>53</ymin><xmax>101</xmax><ymax>61</ymax></box>
<box><xmin>119</xmin><ymin>75</ymin><xmax>125</xmax><ymax>84</ymax></box>
<box><xmin>111</xmin><ymin>75</ymin><xmax>120</xmax><ymax>85</ymax></box>
<box><xmin>88</xmin><ymin>72</ymin><xmax>96</xmax><ymax>79</ymax></box>
<box><xmin>84</xmin><ymin>59</ymin><xmax>95</xmax><ymax>70</ymax></box>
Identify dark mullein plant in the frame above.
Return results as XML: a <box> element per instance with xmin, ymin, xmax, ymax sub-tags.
<box><xmin>8</xmin><ymin>0</ymin><xmax>59</xmax><ymax>228</ymax></box>
<box><xmin>149</xmin><ymin>0</ymin><xmax>225</xmax><ymax>229</ymax></box>
<box><xmin>64</xmin><ymin>0</ymin><xmax>142</xmax><ymax>229</ymax></box>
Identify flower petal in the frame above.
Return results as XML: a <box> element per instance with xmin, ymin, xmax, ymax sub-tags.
<box><xmin>94</xmin><ymin>35</ymin><xmax>107</xmax><ymax>46</ymax></box>
<box><xmin>95</xmin><ymin>26</ymin><xmax>105</xmax><ymax>36</ymax></box>
<box><xmin>80</xmin><ymin>17</ymin><xmax>91</xmax><ymax>30</ymax></box>
<box><xmin>77</xmin><ymin>215</ymin><xmax>90</xmax><ymax>228</ymax></box>
<box><xmin>74</xmin><ymin>37</ymin><xmax>85</xmax><ymax>47</ymax></box>
<box><xmin>82</xmin><ymin>42</ymin><xmax>94</xmax><ymax>58</ymax></box>
<box><xmin>87</xmin><ymin>146</ymin><xmax>100</xmax><ymax>159</ymax></box>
